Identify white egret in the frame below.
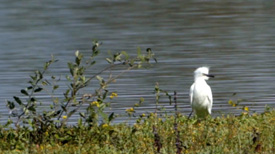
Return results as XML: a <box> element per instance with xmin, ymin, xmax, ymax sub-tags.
<box><xmin>189</xmin><ymin>67</ymin><xmax>214</xmax><ymax>118</ymax></box>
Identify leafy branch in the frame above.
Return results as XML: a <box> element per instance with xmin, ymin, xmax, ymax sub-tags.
<box><xmin>7</xmin><ymin>41</ymin><xmax>157</xmax><ymax>130</ymax></box>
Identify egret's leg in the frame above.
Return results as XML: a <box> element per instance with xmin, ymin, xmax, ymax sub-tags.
<box><xmin>188</xmin><ymin>110</ymin><xmax>193</xmax><ymax>119</ymax></box>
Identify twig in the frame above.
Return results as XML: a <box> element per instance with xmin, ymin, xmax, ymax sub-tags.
<box><xmin>174</xmin><ymin>91</ymin><xmax>182</xmax><ymax>154</ymax></box>
<box><xmin>153</xmin><ymin>82</ymin><xmax>162</xmax><ymax>153</ymax></box>
<box><xmin>153</xmin><ymin>125</ymin><xmax>162</xmax><ymax>153</ymax></box>
<box><xmin>15</xmin><ymin>69</ymin><xmax>47</xmax><ymax>127</ymax></box>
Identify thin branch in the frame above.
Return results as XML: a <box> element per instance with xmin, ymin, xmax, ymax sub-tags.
<box><xmin>174</xmin><ymin>91</ymin><xmax>182</xmax><ymax>154</ymax></box>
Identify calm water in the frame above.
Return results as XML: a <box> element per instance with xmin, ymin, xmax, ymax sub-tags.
<box><xmin>1</xmin><ymin>0</ymin><xmax>275</xmax><ymax>124</ymax></box>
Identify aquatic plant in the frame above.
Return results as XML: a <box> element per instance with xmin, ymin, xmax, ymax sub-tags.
<box><xmin>6</xmin><ymin>41</ymin><xmax>156</xmax><ymax>133</ymax></box>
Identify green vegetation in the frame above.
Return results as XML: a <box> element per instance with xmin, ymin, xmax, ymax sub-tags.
<box><xmin>2</xmin><ymin>41</ymin><xmax>275</xmax><ymax>153</ymax></box>
<box><xmin>1</xmin><ymin>112</ymin><xmax>275</xmax><ymax>153</ymax></box>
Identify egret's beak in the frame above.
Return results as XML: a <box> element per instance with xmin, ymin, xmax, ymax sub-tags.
<box><xmin>204</xmin><ymin>73</ymin><xmax>215</xmax><ymax>78</ymax></box>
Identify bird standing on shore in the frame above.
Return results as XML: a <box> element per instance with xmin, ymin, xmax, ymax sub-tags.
<box><xmin>189</xmin><ymin>67</ymin><xmax>214</xmax><ymax>118</ymax></box>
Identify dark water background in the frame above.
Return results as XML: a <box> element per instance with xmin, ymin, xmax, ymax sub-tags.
<box><xmin>1</xmin><ymin>0</ymin><xmax>275</xmax><ymax>124</ymax></box>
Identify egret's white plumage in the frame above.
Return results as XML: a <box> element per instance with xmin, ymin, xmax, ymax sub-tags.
<box><xmin>190</xmin><ymin>67</ymin><xmax>214</xmax><ymax>118</ymax></box>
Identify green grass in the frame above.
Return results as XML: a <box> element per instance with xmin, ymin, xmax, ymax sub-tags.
<box><xmin>1</xmin><ymin>110</ymin><xmax>275</xmax><ymax>154</ymax></box>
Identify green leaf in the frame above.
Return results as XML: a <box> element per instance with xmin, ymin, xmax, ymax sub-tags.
<box><xmin>77</xmin><ymin>118</ymin><xmax>83</xmax><ymax>128</ymax></box>
<box><xmin>96</xmin><ymin>75</ymin><xmax>103</xmax><ymax>82</ymax></box>
<box><xmin>137</xmin><ymin>48</ymin><xmax>145</xmax><ymax>62</ymax></box>
<box><xmin>28</xmin><ymin>80</ymin><xmax>34</xmax><ymax>85</ymax></box>
<box><xmin>27</xmin><ymin>86</ymin><xmax>33</xmax><ymax>90</ymax></box>
<box><xmin>90</xmin><ymin>61</ymin><xmax>96</xmax><ymax>66</ymax></box>
<box><xmin>103</xmin><ymin>90</ymin><xmax>109</xmax><ymax>99</ymax></box>
<box><xmin>80</xmin><ymin>76</ymin><xmax>86</xmax><ymax>83</ymax></box>
<box><xmin>114</xmin><ymin>53</ymin><xmax>122</xmax><ymax>61</ymax></box>
<box><xmin>53</xmin><ymin>98</ymin><xmax>59</xmax><ymax>104</ymax></box>
<box><xmin>92</xmin><ymin>42</ymin><xmax>99</xmax><ymax>52</ymax></box>
<box><xmin>92</xmin><ymin>50</ymin><xmax>99</xmax><ymax>57</ymax></box>
<box><xmin>79</xmin><ymin>112</ymin><xmax>85</xmax><ymax>118</ymax></box>
<box><xmin>30</xmin><ymin>75</ymin><xmax>36</xmax><ymax>81</ymax></box>
<box><xmin>44</xmin><ymin>62</ymin><xmax>50</xmax><ymax>70</ymax></box>
<box><xmin>42</xmin><ymin>80</ymin><xmax>51</xmax><ymax>86</ymax></box>
<box><xmin>34</xmin><ymin>87</ymin><xmax>43</xmax><ymax>93</ymax></box>
<box><xmin>53</xmin><ymin>85</ymin><xmax>59</xmax><ymax>90</ymax></box>
<box><xmin>106</xmin><ymin>58</ymin><xmax>113</xmax><ymax>64</ymax></box>
<box><xmin>137</xmin><ymin>47</ymin><xmax>142</xmax><ymax>58</ymax></box>
<box><xmin>99</xmin><ymin>110</ymin><xmax>108</xmax><ymax>122</ymax></box>
<box><xmin>53</xmin><ymin>110</ymin><xmax>61</xmax><ymax>117</ymax></box>
<box><xmin>46</xmin><ymin>111</ymin><xmax>55</xmax><ymax>117</ymax></box>
<box><xmin>28</xmin><ymin>106</ymin><xmax>36</xmax><ymax>112</ymax></box>
<box><xmin>75</xmin><ymin>50</ymin><xmax>79</xmax><ymax>57</ymax></box>
<box><xmin>68</xmin><ymin>109</ymin><xmax>77</xmax><ymax>117</ymax></box>
<box><xmin>30</xmin><ymin>97</ymin><xmax>36</xmax><ymax>102</ymax></box>
<box><xmin>37</xmin><ymin>71</ymin><xmax>43</xmax><ymax>79</ymax></box>
<box><xmin>121</xmin><ymin>51</ymin><xmax>129</xmax><ymax>60</ymax></box>
<box><xmin>13</xmin><ymin>96</ymin><xmax>22</xmax><ymax>105</ymax></box>
<box><xmin>76</xmin><ymin>57</ymin><xmax>81</xmax><ymax>66</ymax></box>
<box><xmin>4</xmin><ymin>119</ymin><xmax>13</xmax><ymax>127</ymax></box>
<box><xmin>108</xmin><ymin>112</ymin><xmax>115</xmax><ymax>122</ymax></box>
<box><xmin>67</xmin><ymin>62</ymin><xmax>74</xmax><ymax>76</ymax></box>
<box><xmin>63</xmin><ymin>89</ymin><xmax>70</xmax><ymax>98</ymax></box>
<box><xmin>7</xmin><ymin>101</ymin><xmax>15</xmax><ymax>110</ymax></box>
<box><xmin>21</xmin><ymin>89</ymin><xmax>29</xmax><ymax>96</ymax></box>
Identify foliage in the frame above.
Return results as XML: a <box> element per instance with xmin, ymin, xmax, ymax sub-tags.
<box><xmin>6</xmin><ymin>41</ymin><xmax>156</xmax><ymax>139</ymax></box>
<box><xmin>0</xmin><ymin>111</ymin><xmax>275</xmax><ymax>153</ymax></box>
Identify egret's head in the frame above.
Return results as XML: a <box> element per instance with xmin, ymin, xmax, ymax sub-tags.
<box><xmin>194</xmin><ymin>67</ymin><xmax>214</xmax><ymax>81</ymax></box>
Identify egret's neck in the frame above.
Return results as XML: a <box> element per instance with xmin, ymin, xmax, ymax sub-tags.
<box><xmin>194</xmin><ymin>77</ymin><xmax>207</xmax><ymax>83</ymax></box>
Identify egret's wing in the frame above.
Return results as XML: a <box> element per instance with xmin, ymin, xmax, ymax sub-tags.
<box><xmin>206</xmin><ymin>85</ymin><xmax>213</xmax><ymax>114</ymax></box>
<box><xmin>189</xmin><ymin>84</ymin><xmax>195</xmax><ymax>105</ymax></box>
